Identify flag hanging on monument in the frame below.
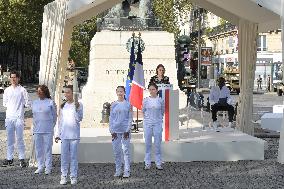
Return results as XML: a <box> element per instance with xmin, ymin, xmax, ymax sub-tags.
<box><xmin>129</xmin><ymin>39</ymin><xmax>145</xmax><ymax>110</ymax></box>
<box><xmin>125</xmin><ymin>38</ymin><xmax>136</xmax><ymax>101</ymax></box>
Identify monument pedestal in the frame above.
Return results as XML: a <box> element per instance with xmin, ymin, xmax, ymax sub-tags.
<box><xmin>81</xmin><ymin>30</ymin><xmax>186</xmax><ymax>127</ymax></box>
<box><xmin>52</xmin><ymin>127</ymin><xmax>266</xmax><ymax>163</ymax></box>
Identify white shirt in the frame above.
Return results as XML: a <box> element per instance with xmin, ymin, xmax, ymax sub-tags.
<box><xmin>32</xmin><ymin>98</ymin><xmax>57</xmax><ymax>134</ymax></box>
<box><xmin>109</xmin><ymin>100</ymin><xmax>132</xmax><ymax>134</ymax></box>
<box><xmin>56</xmin><ymin>102</ymin><xmax>83</xmax><ymax>140</ymax></box>
<box><xmin>3</xmin><ymin>85</ymin><xmax>29</xmax><ymax>120</ymax></box>
<box><xmin>209</xmin><ymin>86</ymin><xmax>233</xmax><ymax>105</ymax></box>
<box><xmin>142</xmin><ymin>96</ymin><xmax>164</xmax><ymax>126</ymax></box>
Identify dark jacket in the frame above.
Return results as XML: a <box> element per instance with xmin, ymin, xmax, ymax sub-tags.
<box><xmin>149</xmin><ymin>75</ymin><xmax>170</xmax><ymax>86</ymax></box>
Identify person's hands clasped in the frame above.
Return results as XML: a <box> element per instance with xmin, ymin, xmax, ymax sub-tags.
<box><xmin>111</xmin><ymin>133</ymin><xmax>117</xmax><ymax>141</ymax></box>
<box><xmin>123</xmin><ymin>132</ymin><xmax>129</xmax><ymax>140</ymax></box>
<box><xmin>55</xmin><ymin>137</ymin><xmax>61</xmax><ymax>143</ymax></box>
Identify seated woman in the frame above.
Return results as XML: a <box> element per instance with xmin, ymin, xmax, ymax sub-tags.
<box><xmin>149</xmin><ymin>64</ymin><xmax>170</xmax><ymax>86</ymax></box>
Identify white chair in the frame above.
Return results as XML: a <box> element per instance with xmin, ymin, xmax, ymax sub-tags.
<box><xmin>186</xmin><ymin>103</ymin><xmax>208</xmax><ymax>131</ymax></box>
<box><xmin>200</xmin><ymin>107</ymin><xmax>211</xmax><ymax>129</ymax></box>
<box><xmin>218</xmin><ymin>111</ymin><xmax>228</xmax><ymax>127</ymax></box>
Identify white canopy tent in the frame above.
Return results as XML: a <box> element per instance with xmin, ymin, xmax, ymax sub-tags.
<box><xmin>39</xmin><ymin>0</ymin><xmax>283</xmax><ymax>153</ymax></box>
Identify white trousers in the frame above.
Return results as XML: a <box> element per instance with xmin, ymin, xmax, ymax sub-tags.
<box><xmin>61</xmin><ymin>139</ymin><xmax>79</xmax><ymax>178</ymax></box>
<box><xmin>144</xmin><ymin>124</ymin><xmax>163</xmax><ymax>166</ymax></box>
<box><xmin>5</xmin><ymin>118</ymin><xmax>25</xmax><ymax>160</ymax></box>
<box><xmin>34</xmin><ymin>133</ymin><xmax>53</xmax><ymax>171</ymax></box>
<box><xmin>112</xmin><ymin>133</ymin><xmax>131</xmax><ymax>173</ymax></box>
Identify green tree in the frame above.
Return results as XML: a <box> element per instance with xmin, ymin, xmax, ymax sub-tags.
<box><xmin>153</xmin><ymin>0</ymin><xmax>192</xmax><ymax>37</ymax></box>
<box><xmin>219</xmin><ymin>18</ymin><xmax>228</xmax><ymax>26</ymax></box>
<box><xmin>0</xmin><ymin>0</ymin><xmax>53</xmax><ymax>53</ymax></box>
<box><xmin>0</xmin><ymin>0</ymin><xmax>194</xmax><ymax>69</ymax></box>
<box><xmin>69</xmin><ymin>17</ymin><xmax>97</xmax><ymax>67</ymax></box>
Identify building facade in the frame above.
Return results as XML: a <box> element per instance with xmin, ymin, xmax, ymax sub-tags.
<box><xmin>181</xmin><ymin>10</ymin><xmax>282</xmax><ymax>88</ymax></box>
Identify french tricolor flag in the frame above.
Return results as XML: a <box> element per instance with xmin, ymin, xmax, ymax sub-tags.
<box><xmin>129</xmin><ymin>39</ymin><xmax>144</xmax><ymax>110</ymax></box>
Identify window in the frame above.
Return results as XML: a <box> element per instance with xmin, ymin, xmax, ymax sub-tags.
<box><xmin>228</xmin><ymin>37</ymin><xmax>234</xmax><ymax>47</ymax></box>
<box><xmin>257</xmin><ymin>35</ymin><xmax>267</xmax><ymax>51</ymax></box>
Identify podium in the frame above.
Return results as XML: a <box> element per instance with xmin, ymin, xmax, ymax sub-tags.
<box><xmin>157</xmin><ymin>84</ymin><xmax>179</xmax><ymax>141</ymax></box>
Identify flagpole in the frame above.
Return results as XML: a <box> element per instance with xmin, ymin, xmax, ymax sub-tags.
<box><xmin>135</xmin><ymin>32</ymin><xmax>142</xmax><ymax>132</ymax></box>
<box><xmin>136</xmin><ymin>108</ymin><xmax>139</xmax><ymax>132</ymax></box>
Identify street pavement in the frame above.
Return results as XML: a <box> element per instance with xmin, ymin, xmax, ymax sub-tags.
<box><xmin>0</xmin><ymin>85</ymin><xmax>284</xmax><ymax>188</ymax></box>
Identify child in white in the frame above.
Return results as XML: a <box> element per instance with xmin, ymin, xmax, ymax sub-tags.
<box><xmin>109</xmin><ymin>86</ymin><xmax>132</xmax><ymax>178</ymax></box>
<box><xmin>55</xmin><ymin>86</ymin><xmax>83</xmax><ymax>185</ymax></box>
<box><xmin>32</xmin><ymin>85</ymin><xmax>57</xmax><ymax>175</ymax></box>
<box><xmin>142</xmin><ymin>83</ymin><xmax>164</xmax><ymax>170</ymax></box>
<box><xmin>2</xmin><ymin>71</ymin><xmax>29</xmax><ymax>167</ymax></box>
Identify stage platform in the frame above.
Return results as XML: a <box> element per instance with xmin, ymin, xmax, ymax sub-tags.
<box><xmin>52</xmin><ymin>126</ymin><xmax>266</xmax><ymax>163</ymax></box>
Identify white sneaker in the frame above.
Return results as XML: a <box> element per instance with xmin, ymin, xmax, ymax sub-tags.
<box><xmin>70</xmin><ymin>177</ymin><xmax>77</xmax><ymax>185</ymax></box>
<box><xmin>144</xmin><ymin>164</ymin><xmax>151</xmax><ymax>170</ymax></box>
<box><xmin>60</xmin><ymin>175</ymin><xmax>67</xmax><ymax>185</ymax></box>
<box><xmin>123</xmin><ymin>171</ymin><xmax>130</xmax><ymax>178</ymax></box>
<box><xmin>45</xmin><ymin>169</ymin><xmax>51</xmax><ymax>175</ymax></box>
<box><xmin>228</xmin><ymin>122</ymin><xmax>233</xmax><ymax>128</ymax></box>
<box><xmin>34</xmin><ymin>168</ymin><xmax>44</xmax><ymax>174</ymax></box>
<box><xmin>156</xmin><ymin>165</ymin><xmax>163</xmax><ymax>170</ymax></box>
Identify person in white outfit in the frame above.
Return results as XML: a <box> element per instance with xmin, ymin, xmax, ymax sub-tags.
<box><xmin>142</xmin><ymin>83</ymin><xmax>164</xmax><ymax>170</ymax></box>
<box><xmin>32</xmin><ymin>85</ymin><xmax>57</xmax><ymax>175</ymax></box>
<box><xmin>2</xmin><ymin>71</ymin><xmax>29</xmax><ymax>168</ymax></box>
<box><xmin>109</xmin><ymin>86</ymin><xmax>133</xmax><ymax>178</ymax></box>
<box><xmin>209</xmin><ymin>77</ymin><xmax>234</xmax><ymax>129</ymax></box>
<box><xmin>55</xmin><ymin>85</ymin><xmax>83</xmax><ymax>185</ymax></box>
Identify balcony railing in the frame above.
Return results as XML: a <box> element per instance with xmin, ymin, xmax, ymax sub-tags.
<box><xmin>207</xmin><ymin>23</ymin><xmax>237</xmax><ymax>37</ymax></box>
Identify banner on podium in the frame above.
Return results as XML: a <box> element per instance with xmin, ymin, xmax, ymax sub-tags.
<box><xmin>156</xmin><ymin>84</ymin><xmax>179</xmax><ymax>141</ymax></box>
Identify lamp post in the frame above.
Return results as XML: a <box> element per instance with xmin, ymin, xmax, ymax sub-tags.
<box><xmin>197</xmin><ymin>11</ymin><xmax>201</xmax><ymax>89</ymax></box>
<box><xmin>193</xmin><ymin>7</ymin><xmax>204</xmax><ymax>89</ymax></box>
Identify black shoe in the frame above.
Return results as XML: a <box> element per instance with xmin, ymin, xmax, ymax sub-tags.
<box><xmin>19</xmin><ymin>159</ymin><xmax>27</xmax><ymax>168</ymax></box>
<box><xmin>2</xmin><ymin>159</ymin><xmax>14</xmax><ymax>167</ymax></box>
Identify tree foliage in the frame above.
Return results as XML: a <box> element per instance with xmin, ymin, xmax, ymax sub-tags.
<box><xmin>153</xmin><ymin>0</ymin><xmax>192</xmax><ymax>37</ymax></box>
<box><xmin>219</xmin><ymin>18</ymin><xmax>228</xmax><ymax>26</ymax></box>
<box><xmin>0</xmin><ymin>0</ymin><xmax>96</xmax><ymax>67</ymax></box>
<box><xmin>0</xmin><ymin>0</ymin><xmax>53</xmax><ymax>53</ymax></box>
<box><xmin>69</xmin><ymin>17</ymin><xmax>97</xmax><ymax>67</ymax></box>
<box><xmin>0</xmin><ymin>0</ymin><xmax>194</xmax><ymax>68</ymax></box>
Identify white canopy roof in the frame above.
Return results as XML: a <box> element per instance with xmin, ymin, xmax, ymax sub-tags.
<box><xmin>190</xmin><ymin>0</ymin><xmax>281</xmax><ymax>32</ymax></box>
<box><xmin>65</xmin><ymin>0</ymin><xmax>282</xmax><ymax>32</ymax></box>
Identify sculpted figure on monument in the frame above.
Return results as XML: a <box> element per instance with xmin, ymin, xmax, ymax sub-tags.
<box><xmin>139</xmin><ymin>0</ymin><xmax>154</xmax><ymax>19</ymax></box>
<box><xmin>104</xmin><ymin>0</ymin><xmax>135</xmax><ymax>18</ymax></box>
<box><xmin>98</xmin><ymin>0</ymin><xmax>159</xmax><ymax>31</ymax></box>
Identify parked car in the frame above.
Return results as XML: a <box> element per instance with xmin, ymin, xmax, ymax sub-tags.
<box><xmin>224</xmin><ymin>72</ymin><xmax>240</xmax><ymax>94</ymax></box>
<box><xmin>275</xmin><ymin>82</ymin><xmax>284</xmax><ymax>96</ymax></box>
<box><xmin>273</xmin><ymin>80</ymin><xmax>282</xmax><ymax>92</ymax></box>
<box><xmin>181</xmin><ymin>75</ymin><xmax>196</xmax><ymax>92</ymax></box>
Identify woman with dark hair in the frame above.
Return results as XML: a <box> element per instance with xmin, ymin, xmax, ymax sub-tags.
<box><xmin>149</xmin><ymin>64</ymin><xmax>170</xmax><ymax>86</ymax></box>
<box><xmin>142</xmin><ymin>83</ymin><xmax>164</xmax><ymax>170</ymax></box>
<box><xmin>32</xmin><ymin>85</ymin><xmax>57</xmax><ymax>175</ymax></box>
<box><xmin>55</xmin><ymin>85</ymin><xmax>83</xmax><ymax>185</ymax></box>
<box><xmin>109</xmin><ymin>86</ymin><xmax>133</xmax><ymax>178</ymax></box>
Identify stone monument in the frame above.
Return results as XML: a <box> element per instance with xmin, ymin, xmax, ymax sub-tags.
<box><xmin>81</xmin><ymin>0</ymin><xmax>186</xmax><ymax>126</ymax></box>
